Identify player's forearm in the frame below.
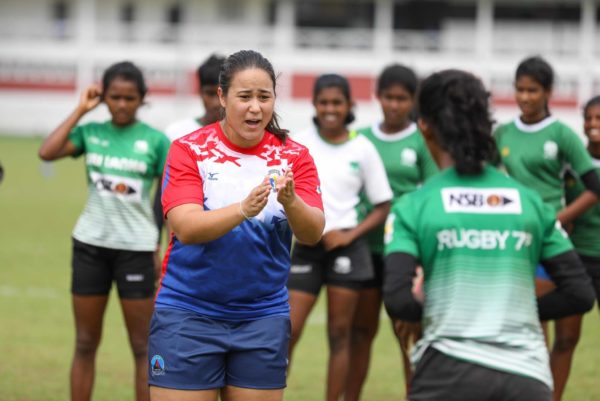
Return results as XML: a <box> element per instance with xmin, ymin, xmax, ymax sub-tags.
<box><xmin>383</xmin><ymin>252</ymin><xmax>423</xmax><ymax>322</ymax></box>
<box><xmin>284</xmin><ymin>196</ymin><xmax>324</xmax><ymax>245</ymax></box>
<box><xmin>153</xmin><ymin>181</ymin><xmax>165</xmax><ymax>233</ymax></box>
<box><xmin>169</xmin><ymin>204</ymin><xmax>245</xmax><ymax>244</ymax></box>
<box><xmin>558</xmin><ymin>190</ymin><xmax>598</xmax><ymax>225</ymax></box>
<box><xmin>538</xmin><ymin>251</ymin><xmax>595</xmax><ymax>321</ymax></box>
<box><xmin>38</xmin><ymin>106</ymin><xmax>85</xmax><ymax>161</ymax></box>
<box><xmin>347</xmin><ymin>201</ymin><xmax>391</xmax><ymax>243</ymax></box>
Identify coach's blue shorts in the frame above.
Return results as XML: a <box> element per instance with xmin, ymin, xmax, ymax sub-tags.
<box><xmin>535</xmin><ymin>264</ymin><xmax>552</xmax><ymax>280</ymax></box>
<box><xmin>148</xmin><ymin>307</ymin><xmax>290</xmax><ymax>390</ymax></box>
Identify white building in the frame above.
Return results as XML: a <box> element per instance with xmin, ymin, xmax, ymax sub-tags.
<box><xmin>1</xmin><ymin>0</ymin><xmax>598</xmax><ymax>135</ymax></box>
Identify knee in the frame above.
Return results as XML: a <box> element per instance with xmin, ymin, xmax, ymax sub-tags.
<box><xmin>351</xmin><ymin>324</ymin><xmax>378</xmax><ymax>345</ymax></box>
<box><xmin>554</xmin><ymin>334</ymin><xmax>580</xmax><ymax>353</ymax></box>
<box><xmin>129</xmin><ymin>336</ymin><xmax>148</xmax><ymax>360</ymax></box>
<box><xmin>328</xmin><ymin>325</ymin><xmax>352</xmax><ymax>353</ymax></box>
<box><xmin>74</xmin><ymin>332</ymin><xmax>101</xmax><ymax>357</ymax></box>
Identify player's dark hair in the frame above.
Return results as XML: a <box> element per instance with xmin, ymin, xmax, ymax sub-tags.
<box><xmin>219</xmin><ymin>49</ymin><xmax>288</xmax><ymax>142</ymax></box>
<box><xmin>102</xmin><ymin>61</ymin><xmax>147</xmax><ymax>99</ymax></box>
<box><xmin>584</xmin><ymin>95</ymin><xmax>600</xmax><ymax>115</ymax></box>
<box><xmin>198</xmin><ymin>54</ymin><xmax>225</xmax><ymax>87</ymax></box>
<box><xmin>516</xmin><ymin>56</ymin><xmax>554</xmax><ymax>116</ymax></box>
<box><xmin>418</xmin><ymin>69</ymin><xmax>495</xmax><ymax>175</ymax></box>
<box><xmin>516</xmin><ymin>56</ymin><xmax>554</xmax><ymax>91</ymax></box>
<box><xmin>312</xmin><ymin>73</ymin><xmax>356</xmax><ymax>126</ymax></box>
<box><xmin>377</xmin><ymin>64</ymin><xmax>418</xmax><ymax>96</ymax></box>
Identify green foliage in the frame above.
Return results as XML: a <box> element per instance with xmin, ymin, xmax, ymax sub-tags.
<box><xmin>0</xmin><ymin>136</ymin><xmax>599</xmax><ymax>400</ymax></box>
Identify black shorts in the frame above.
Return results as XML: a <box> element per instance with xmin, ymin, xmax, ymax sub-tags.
<box><xmin>71</xmin><ymin>238</ymin><xmax>155</xmax><ymax>299</ymax></box>
<box><xmin>580</xmin><ymin>253</ymin><xmax>600</xmax><ymax>302</ymax></box>
<box><xmin>410</xmin><ymin>348</ymin><xmax>551</xmax><ymax>401</ymax></box>
<box><xmin>356</xmin><ymin>253</ymin><xmax>384</xmax><ymax>290</ymax></box>
<box><xmin>287</xmin><ymin>236</ymin><xmax>374</xmax><ymax>295</ymax></box>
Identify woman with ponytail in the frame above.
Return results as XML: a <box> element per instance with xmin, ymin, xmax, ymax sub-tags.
<box><xmin>383</xmin><ymin>69</ymin><xmax>594</xmax><ymax>401</ymax></box>
<box><xmin>495</xmin><ymin>56</ymin><xmax>600</xmax><ymax>401</ymax></box>
<box><xmin>149</xmin><ymin>50</ymin><xmax>325</xmax><ymax>401</ymax></box>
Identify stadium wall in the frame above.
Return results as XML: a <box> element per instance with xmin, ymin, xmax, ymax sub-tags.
<box><xmin>0</xmin><ymin>0</ymin><xmax>597</xmax><ymax>137</ymax></box>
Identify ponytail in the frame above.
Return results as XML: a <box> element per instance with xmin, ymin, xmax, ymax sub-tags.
<box><xmin>418</xmin><ymin>70</ymin><xmax>495</xmax><ymax>175</ymax></box>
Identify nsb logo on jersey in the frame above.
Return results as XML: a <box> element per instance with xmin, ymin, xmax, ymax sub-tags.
<box><xmin>441</xmin><ymin>187</ymin><xmax>522</xmax><ymax>214</ymax></box>
<box><xmin>89</xmin><ymin>172</ymin><xmax>143</xmax><ymax>203</ymax></box>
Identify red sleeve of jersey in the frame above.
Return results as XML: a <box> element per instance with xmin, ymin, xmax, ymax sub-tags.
<box><xmin>292</xmin><ymin>147</ymin><xmax>324</xmax><ymax>211</ymax></box>
<box><xmin>161</xmin><ymin>141</ymin><xmax>204</xmax><ymax>218</ymax></box>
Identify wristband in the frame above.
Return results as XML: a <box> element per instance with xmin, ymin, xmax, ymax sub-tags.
<box><xmin>239</xmin><ymin>201</ymin><xmax>251</xmax><ymax>221</ymax></box>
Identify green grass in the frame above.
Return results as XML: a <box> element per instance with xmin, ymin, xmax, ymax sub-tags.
<box><xmin>1</xmin><ymin>136</ymin><xmax>599</xmax><ymax>401</ymax></box>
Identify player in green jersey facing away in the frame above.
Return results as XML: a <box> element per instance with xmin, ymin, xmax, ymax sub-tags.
<box><xmin>38</xmin><ymin>61</ymin><xmax>171</xmax><ymax>401</ymax></box>
<box><xmin>348</xmin><ymin>64</ymin><xmax>438</xmax><ymax>401</ymax></box>
<box><xmin>494</xmin><ymin>56</ymin><xmax>600</xmax><ymax>401</ymax></box>
<box><xmin>565</xmin><ymin>96</ymin><xmax>600</xmax><ymax>305</ymax></box>
<box><xmin>165</xmin><ymin>53</ymin><xmax>225</xmax><ymax>141</ymax></box>
<box><xmin>383</xmin><ymin>69</ymin><xmax>595</xmax><ymax>401</ymax></box>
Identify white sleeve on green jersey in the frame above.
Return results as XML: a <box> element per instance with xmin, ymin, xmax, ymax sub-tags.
<box><xmin>384</xmin><ymin>197</ymin><xmax>419</xmax><ymax>258</ymax></box>
<box><xmin>540</xmin><ymin>201</ymin><xmax>574</xmax><ymax>261</ymax></box>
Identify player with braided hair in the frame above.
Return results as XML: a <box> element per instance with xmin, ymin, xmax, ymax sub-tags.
<box><xmin>383</xmin><ymin>69</ymin><xmax>594</xmax><ymax>401</ymax></box>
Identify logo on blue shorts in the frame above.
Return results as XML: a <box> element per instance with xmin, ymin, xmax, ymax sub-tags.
<box><xmin>150</xmin><ymin>355</ymin><xmax>165</xmax><ymax>376</ymax></box>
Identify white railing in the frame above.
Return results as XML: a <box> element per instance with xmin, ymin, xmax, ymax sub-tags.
<box><xmin>0</xmin><ymin>17</ymin><xmax>593</xmax><ymax>58</ymax></box>
<box><xmin>0</xmin><ymin>19</ymin><xmax>75</xmax><ymax>41</ymax></box>
<box><xmin>94</xmin><ymin>20</ymin><xmax>276</xmax><ymax>48</ymax></box>
<box><xmin>295</xmin><ymin>27</ymin><xmax>374</xmax><ymax>49</ymax></box>
<box><xmin>492</xmin><ymin>22</ymin><xmax>580</xmax><ymax>56</ymax></box>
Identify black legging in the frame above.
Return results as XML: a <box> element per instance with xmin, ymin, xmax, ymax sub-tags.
<box><xmin>153</xmin><ymin>181</ymin><xmax>164</xmax><ymax>243</ymax></box>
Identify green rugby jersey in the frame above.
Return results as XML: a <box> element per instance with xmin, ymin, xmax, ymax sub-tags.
<box><xmin>495</xmin><ymin>116</ymin><xmax>593</xmax><ymax>212</ymax></box>
<box><xmin>357</xmin><ymin>122</ymin><xmax>438</xmax><ymax>254</ymax></box>
<box><xmin>69</xmin><ymin>121</ymin><xmax>171</xmax><ymax>251</ymax></box>
<box><xmin>565</xmin><ymin>160</ymin><xmax>600</xmax><ymax>256</ymax></box>
<box><xmin>384</xmin><ymin>165</ymin><xmax>573</xmax><ymax>388</ymax></box>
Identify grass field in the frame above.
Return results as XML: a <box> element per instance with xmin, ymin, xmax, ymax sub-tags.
<box><xmin>1</xmin><ymin>135</ymin><xmax>599</xmax><ymax>401</ymax></box>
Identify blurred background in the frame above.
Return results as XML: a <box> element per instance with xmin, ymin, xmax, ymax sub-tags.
<box><xmin>1</xmin><ymin>0</ymin><xmax>599</xmax><ymax>136</ymax></box>
<box><xmin>2</xmin><ymin>2</ymin><xmax>600</xmax><ymax>400</ymax></box>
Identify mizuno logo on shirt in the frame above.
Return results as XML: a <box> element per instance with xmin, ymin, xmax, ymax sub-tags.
<box><xmin>441</xmin><ymin>188</ymin><xmax>522</xmax><ymax>214</ymax></box>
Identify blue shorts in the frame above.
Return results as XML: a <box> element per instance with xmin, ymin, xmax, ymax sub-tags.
<box><xmin>148</xmin><ymin>307</ymin><xmax>290</xmax><ymax>390</ymax></box>
<box><xmin>535</xmin><ymin>264</ymin><xmax>552</xmax><ymax>281</ymax></box>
